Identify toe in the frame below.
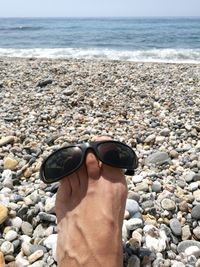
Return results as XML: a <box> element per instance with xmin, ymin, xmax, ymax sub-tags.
<box><xmin>85</xmin><ymin>151</ymin><xmax>100</xmax><ymax>180</ymax></box>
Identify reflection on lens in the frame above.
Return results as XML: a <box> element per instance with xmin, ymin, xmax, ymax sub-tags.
<box><xmin>44</xmin><ymin>147</ymin><xmax>82</xmax><ymax>181</ymax></box>
<box><xmin>97</xmin><ymin>142</ymin><xmax>136</xmax><ymax>169</ymax></box>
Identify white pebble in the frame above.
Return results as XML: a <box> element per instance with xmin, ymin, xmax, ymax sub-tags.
<box><xmin>28</xmin><ymin>250</ymin><xmax>44</xmax><ymax>264</ymax></box>
<box><xmin>132</xmin><ymin>175</ymin><xmax>143</xmax><ymax>184</ymax></box>
<box><xmin>1</xmin><ymin>241</ymin><xmax>14</xmax><ymax>255</ymax></box>
<box><xmin>5</xmin><ymin>230</ymin><xmax>18</xmax><ymax>241</ymax></box>
<box><xmin>10</xmin><ymin>216</ymin><xmax>23</xmax><ymax>228</ymax></box>
<box><xmin>185</xmin><ymin>245</ymin><xmax>200</xmax><ymax>256</ymax></box>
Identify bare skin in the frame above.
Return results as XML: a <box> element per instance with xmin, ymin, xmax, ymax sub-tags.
<box><xmin>55</xmin><ymin>137</ymin><xmax>128</xmax><ymax>267</ymax></box>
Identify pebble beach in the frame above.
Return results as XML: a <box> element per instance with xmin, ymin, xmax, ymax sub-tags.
<box><xmin>0</xmin><ymin>57</ymin><xmax>200</xmax><ymax>266</ymax></box>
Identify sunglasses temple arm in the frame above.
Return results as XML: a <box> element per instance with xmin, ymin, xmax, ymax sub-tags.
<box><xmin>124</xmin><ymin>169</ymin><xmax>135</xmax><ymax>175</ymax></box>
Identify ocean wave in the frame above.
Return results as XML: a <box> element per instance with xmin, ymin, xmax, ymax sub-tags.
<box><xmin>0</xmin><ymin>48</ymin><xmax>200</xmax><ymax>63</ymax></box>
<box><xmin>0</xmin><ymin>26</ymin><xmax>43</xmax><ymax>31</ymax></box>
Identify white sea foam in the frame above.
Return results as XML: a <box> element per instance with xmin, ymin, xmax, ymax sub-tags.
<box><xmin>0</xmin><ymin>48</ymin><xmax>200</xmax><ymax>63</ymax></box>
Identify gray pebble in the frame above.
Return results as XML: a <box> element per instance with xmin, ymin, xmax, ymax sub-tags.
<box><xmin>125</xmin><ymin>199</ymin><xmax>140</xmax><ymax>216</ymax></box>
<box><xmin>191</xmin><ymin>205</ymin><xmax>200</xmax><ymax>220</ymax></box>
<box><xmin>21</xmin><ymin>221</ymin><xmax>33</xmax><ymax>236</ymax></box>
<box><xmin>152</xmin><ymin>181</ymin><xmax>162</xmax><ymax>193</ymax></box>
<box><xmin>193</xmin><ymin>226</ymin><xmax>200</xmax><ymax>240</ymax></box>
<box><xmin>161</xmin><ymin>198</ymin><xmax>176</xmax><ymax>211</ymax></box>
<box><xmin>145</xmin><ymin>151</ymin><xmax>171</xmax><ymax>165</ymax></box>
<box><xmin>177</xmin><ymin>240</ymin><xmax>200</xmax><ymax>253</ymax></box>
<box><xmin>38</xmin><ymin>212</ymin><xmax>56</xmax><ymax>222</ymax></box>
<box><xmin>169</xmin><ymin>218</ymin><xmax>182</xmax><ymax>236</ymax></box>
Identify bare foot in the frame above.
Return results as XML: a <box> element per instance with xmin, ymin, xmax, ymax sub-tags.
<box><xmin>55</xmin><ymin>137</ymin><xmax>128</xmax><ymax>267</ymax></box>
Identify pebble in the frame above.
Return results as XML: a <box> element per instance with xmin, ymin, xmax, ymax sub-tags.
<box><xmin>183</xmin><ymin>171</ymin><xmax>196</xmax><ymax>183</ymax></box>
<box><xmin>1</xmin><ymin>169</ymin><xmax>13</xmax><ymax>180</ymax></box>
<box><xmin>0</xmin><ymin>58</ymin><xmax>199</xmax><ymax>266</ymax></box>
<box><xmin>16</xmin><ymin>251</ymin><xmax>30</xmax><ymax>267</ymax></box>
<box><xmin>21</xmin><ymin>221</ymin><xmax>33</xmax><ymax>236</ymax></box>
<box><xmin>161</xmin><ymin>198</ymin><xmax>176</xmax><ymax>211</ymax></box>
<box><xmin>177</xmin><ymin>240</ymin><xmax>200</xmax><ymax>253</ymax></box>
<box><xmin>191</xmin><ymin>205</ymin><xmax>200</xmax><ymax>220</ymax></box>
<box><xmin>30</xmin><ymin>260</ymin><xmax>46</xmax><ymax>267</ymax></box>
<box><xmin>182</xmin><ymin>225</ymin><xmax>192</xmax><ymax>240</ymax></box>
<box><xmin>185</xmin><ymin>246</ymin><xmax>200</xmax><ymax>257</ymax></box>
<box><xmin>193</xmin><ymin>226</ymin><xmax>200</xmax><ymax>240</ymax></box>
<box><xmin>4</xmin><ymin>230</ymin><xmax>18</xmax><ymax>241</ymax></box>
<box><xmin>125</xmin><ymin>199</ymin><xmax>140</xmax><ymax>217</ymax></box>
<box><xmin>10</xmin><ymin>216</ymin><xmax>23</xmax><ymax>229</ymax></box>
<box><xmin>145</xmin><ymin>151</ymin><xmax>171</xmax><ymax>165</ymax></box>
<box><xmin>0</xmin><ymin>136</ymin><xmax>15</xmax><ymax>147</ymax></box>
<box><xmin>28</xmin><ymin>250</ymin><xmax>44</xmax><ymax>264</ymax></box>
<box><xmin>0</xmin><ymin>204</ymin><xmax>8</xmax><ymax>224</ymax></box>
<box><xmin>22</xmin><ymin>242</ymin><xmax>32</xmax><ymax>256</ymax></box>
<box><xmin>144</xmin><ymin>134</ymin><xmax>156</xmax><ymax>144</ymax></box>
<box><xmin>132</xmin><ymin>175</ymin><xmax>143</xmax><ymax>184</ymax></box>
<box><xmin>122</xmin><ymin>221</ymin><xmax>128</xmax><ymax>242</ymax></box>
<box><xmin>43</xmin><ymin>234</ymin><xmax>57</xmax><ymax>261</ymax></box>
<box><xmin>126</xmin><ymin>218</ymin><xmax>143</xmax><ymax>231</ymax></box>
<box><xmin>169</xmin><ymin>218</ymin><xmax>182</xmax><ymax>236</ymax></box>
<box><xmin>0</xmin><ymin>241</ymin><xmax>14</xmax><ymax>255</ymax></box>
<box><xmin>3</xmin><ymin>156</ymin><xmax>18</xmax><ymax>170</ymax></box>
<box><xmin>160</xmin><ymin>128</ymin><xmax>170</xmax><ymax>137</ymax></box>
<box><xmin>188</xmin><ymin>182</ymin><xmax>199</xmax><ymax>191</ymax></box>
<box><xmin>171</xmin><ymin>262</ymin><xmax>185</xmax><ymax>267</ymax></box>
<box><xmin>127</xmin><ymin>255</ymin><xmax>140</xmax><ymax>267</ymax></box>
<box><xmin>44</xmin><ymin>196</ymin><xmax>56</xmax><ymax>213</ymax></box>
<box><xmin>134</xmin><ymin>181</ymin><xmax>149</xmax><ymax>192</ymax></box>
<box><xmin>152</xmin><ymin>181</ymin><xmax>162</xmax><ymax>192</ymax></box>
<box><xmin>144</xmin><ymin>225</ymin><xmax>168</xmax><ymax>252</ymax></box>
<box><xmin>37</xmin><ymin>78</ymin><xmax>53</xmax><ymax>88</ymax></box>
<box><xmin>38</xmin><ymin>212</ymin><xmax>56</xmax><ymax>222</ymax></box>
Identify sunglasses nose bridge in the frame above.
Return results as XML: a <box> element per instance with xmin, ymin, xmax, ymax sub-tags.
<box><xmin>82</xmin><ymin>143</ymin><xmax>98</xmax><ymax>160</ymax></box>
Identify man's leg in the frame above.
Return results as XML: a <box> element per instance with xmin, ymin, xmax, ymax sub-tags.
<box><xmin>55</xmin><ymin>137</ymin><xmax>127</xmax><ymax>267</ymax></box>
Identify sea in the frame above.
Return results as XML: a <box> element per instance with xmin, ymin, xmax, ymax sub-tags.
<box><xmin>0</xmin><ymin>17</ymin><xmax>200</xmax><ymax>63</ymax></box>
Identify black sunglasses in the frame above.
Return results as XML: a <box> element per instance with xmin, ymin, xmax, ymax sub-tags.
<box><xmin>40</xmin><ymin>140</ymin><xmax>138</xmax><ymax>184</ymax></box>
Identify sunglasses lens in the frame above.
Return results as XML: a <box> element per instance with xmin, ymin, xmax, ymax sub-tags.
<box><xmin>43</xmin><ymin>147</ymin><xmax>82</xmax><ymax>182</ymax></box>
<box><xmin>97</xmin><ymin>142</ymin><xmax>136</xmax><ymax>169</ymax></box>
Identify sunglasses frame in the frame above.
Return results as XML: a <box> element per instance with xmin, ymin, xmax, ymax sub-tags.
<box><xmin>40</xmin><ymin>140</ymin><xmax>138</xmax><ymax>184</ymax></box>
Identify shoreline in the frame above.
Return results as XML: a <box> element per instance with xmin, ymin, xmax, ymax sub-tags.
<box><xmin>1</xmin><ymin>55</ymin><xmax>200</xmax><ymax>65</ymax></box>
<box><xmin>1</xmin><ymin>55</ymin><xmax>200</xmax><ymax>67</ymax></box>
<box><xmin>0</xmin><ymin>57</ymin><xmax>200</xmax><ymax>266</ymax></box>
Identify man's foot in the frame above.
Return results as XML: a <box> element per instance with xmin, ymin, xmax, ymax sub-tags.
<box><xmin>55</xmin><ymin>137</ymin><xmax>128</xmax><ymax>267</ymax></box>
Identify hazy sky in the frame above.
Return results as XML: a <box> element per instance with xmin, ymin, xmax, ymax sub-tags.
<box><xmin>0</xmin><ymin>0</ymin><xmax>199</xmax><ymax>17</ymax></box>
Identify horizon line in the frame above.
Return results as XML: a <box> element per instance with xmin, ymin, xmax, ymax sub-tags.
<box><xmin>0</xmin><ymin>15</ymin><xmax>200</xmax><ymax>19</ymax></box>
